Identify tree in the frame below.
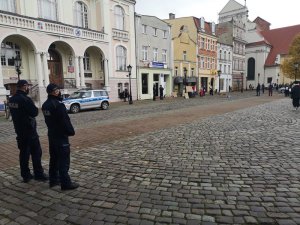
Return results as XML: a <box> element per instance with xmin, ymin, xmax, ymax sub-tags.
<box><xmin>281</xmin><ymin>34</ymin><xmax>300</xmax><ymax>81</ymax></box>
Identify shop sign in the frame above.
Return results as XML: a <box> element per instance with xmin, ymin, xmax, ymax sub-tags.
<box><xmin>150</xmin><ymin>62</ymin><xmax>165</xmax><ymax>68</ymax></box>
<box><xmin>68</xmin><ymin>66</ymin><xmax>74</xmax><ymax>73</ymax></box>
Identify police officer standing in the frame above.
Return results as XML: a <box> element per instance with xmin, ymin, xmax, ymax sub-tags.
<box><xmin>9</xmin><ymin>80</ymin><xmax>48</xmax><ymax>183</ymax></box>
<box><xmin>42</xmin><ymin>84</ymin><xmax>79</xmax><ymax>190</ymax></box>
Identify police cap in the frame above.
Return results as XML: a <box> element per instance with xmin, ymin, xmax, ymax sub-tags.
<box><xmin>46</xmin><ymin>83</ymin><xmax>59</xmax><ymax>94</ymax></box>
<box><xmin>16</xmin><ymin>80</ymin><xmax>29</xmax><ymax>87</ymax></box>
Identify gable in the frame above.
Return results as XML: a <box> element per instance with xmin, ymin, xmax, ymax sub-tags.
<box><xmin>219</xmin><ymin>0</ymin><xmax>244</xmax><ymax>15</ymax></box>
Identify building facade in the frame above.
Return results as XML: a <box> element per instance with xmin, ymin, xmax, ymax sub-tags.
<box><xmin>195</xmin><ymin>17</ymin><xmax>218</xmax><ymax>93</ymax></box>
<box><xmin>164</xmin><ymin>14</ymin><xmax>197</xmax><ymax>96</ymax></box>
<box><xmin>217</xmin><ymin>42</ymin><xmax>233</xmax><ymax>92</ymax></box>
<box><xmin>135</xmin><ymin>14</ymin><xmax>172</xmax><ymax>100</ymax></box>
<box><xmin>0</xmin><ymin>0</ymin><xmax>136</xmax><ymax>106</ymax></box>
<box><xmin>218</xmin><ymin>0</ymin><xmax>247</xmax><ymax>91</ymax></box>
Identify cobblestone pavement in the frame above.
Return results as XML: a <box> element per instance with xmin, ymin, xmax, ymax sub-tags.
<box><xmin>1</xmin><ymin>92</ymin><xmax>300</xmax><ymax>225</ymax></box>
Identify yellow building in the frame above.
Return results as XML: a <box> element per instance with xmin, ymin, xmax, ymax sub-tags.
<box><xmin>164</xmin><ymin>14</ymin><xmax>197</xmax><ymax>96</ymax></box>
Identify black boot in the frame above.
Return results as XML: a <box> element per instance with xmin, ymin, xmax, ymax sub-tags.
<box><xmin>61</xmin><ymin>182</ymin><xmax>79</xmax><ymax>191</ymax></box>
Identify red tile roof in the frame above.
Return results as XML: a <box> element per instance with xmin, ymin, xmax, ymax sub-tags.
<box><xmin>261</xmin><ymin>25</ymin><xmax>300</xmax><ymax>66</ymax></box>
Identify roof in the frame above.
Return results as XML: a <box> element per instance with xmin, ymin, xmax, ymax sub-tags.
<box><xmin>193</xmin><ymin>18</ymin><xmax>216</xmax><ymax>36</ymax></box>
<box><xmin>260</xmin><ymin>25</ymin><xmax>300</xmax><ymax>66</ymax></box>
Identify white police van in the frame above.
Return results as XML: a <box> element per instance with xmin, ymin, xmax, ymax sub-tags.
<box><xmin>62</xmin><ymin>89</ymin><xmax>109</xmax><ymax>113</ymax></box>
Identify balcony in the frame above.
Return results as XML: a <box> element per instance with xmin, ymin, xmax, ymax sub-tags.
<box><xmin>0</xmin><ymin>11</ymin><xmax>108</xmax><ymax>43</ymax></box>
<box><xmin>112</xmin><ymin>28</ymin><xmax>129</xmax><ymax>41</ymax></box>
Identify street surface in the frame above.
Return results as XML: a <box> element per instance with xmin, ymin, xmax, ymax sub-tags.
<box><xmin>0</xmin><ymin>91</ymin><xmax>299</xmax><ymax>225</ymax></box>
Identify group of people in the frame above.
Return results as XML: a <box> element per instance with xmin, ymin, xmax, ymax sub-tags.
<box><xmin>256</xmin><ymin>83</ymin><xmax>274</xmax><ymax>96</ymax></box>
<box><xmin>8</xmin><ymin>80</ymin><xmax>79</xmax><ymax>190</ymax></box>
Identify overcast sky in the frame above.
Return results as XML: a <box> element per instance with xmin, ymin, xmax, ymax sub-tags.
<box><xmin>135</xmin><ymin>0</ymin><xmax>300</xmax><ymax>29</ymax></box>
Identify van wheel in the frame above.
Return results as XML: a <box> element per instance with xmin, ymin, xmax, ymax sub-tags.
<box><xmin>101</xmin><ymin>102</ymin><xmax>109</xmax><ymax>110</ymax></box>
<box><xmin>70</xmin><ymin>104</ymin><xmax>80</xmax><ymax>113</ymax></box>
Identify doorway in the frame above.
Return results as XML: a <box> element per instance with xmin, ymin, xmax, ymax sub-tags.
<box><xmin>48</xmin><ymin>49</ymin><xmax>63</xmax><ymax>87</ymax></box>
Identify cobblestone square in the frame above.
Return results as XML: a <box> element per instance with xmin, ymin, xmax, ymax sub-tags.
<box><xmin>0</xmin><ymin>93</ymin><xmax>299</xmax><ymax>225</ymax></box>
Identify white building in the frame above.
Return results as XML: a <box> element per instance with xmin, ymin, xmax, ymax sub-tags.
<box><xmin>217</xmin><ymin>42</ymin><xmax>233</xmax><ymax>93</ymax></box>
<box><xmin>0</xmin><ymin>0</ymin><xmax>136</xmax><ymax>106</ymax></box>
<box><xmin>218</xmin><ymin>0</ymin><xmax>247</xmax><ymax>91</ymax></box>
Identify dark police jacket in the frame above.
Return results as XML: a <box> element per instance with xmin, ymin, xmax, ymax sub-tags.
<box><xmin>8</xmin><ymin>90</ymin><xmax>38</xmax><ymax>138</ymax></box>
<box><xmin>291</xmin><ymin>85</ymin><xmax>300</xmax><ymax>98</ymax></box>
<box><xmin>42</xmin><ymin>95</ymin><xmax>75</xmax><ymax>138</ymax></box>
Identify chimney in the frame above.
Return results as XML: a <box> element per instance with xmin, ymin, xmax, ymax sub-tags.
<box><xmin>169</xmin><ymin>13</ymin><xmax>175</xmax><ymax>19</ymax></box>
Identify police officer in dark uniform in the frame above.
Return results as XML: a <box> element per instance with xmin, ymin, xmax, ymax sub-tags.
<box><xmin>42</xmin><ymin>83</ymin><xmax>79</xmax><ymax>190</ymax></box>
<box><xmin>8</xmin><ymin>80</ymin><xmax>47</xmax><ymax>183</ymax></box>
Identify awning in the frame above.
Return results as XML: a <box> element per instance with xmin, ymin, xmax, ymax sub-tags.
<box><xmin>185</xmin><ymin>77</ymin><xmax>197</xmax><ymax>83</ymax></box>
<box><xmin>174</xmin><ymin>76</ymin><xmax>183</xmax><ymax>84</ymax></box>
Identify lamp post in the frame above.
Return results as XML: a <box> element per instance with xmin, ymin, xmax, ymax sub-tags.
<box><xmin>258</xmin><ymin>73</ymin><xmax>260</xmax><ymax>84</ymax></box>
<box><xmin>184</xmin><ymin>67</ymin><xmax>187</xmax><ymax>93</ymax></box>
<box><xmin>14</xmin><ymin>55</ymin><xmax>22</xmax><ymax>81</ymax></box>
<box><xmin>246</xmin><ymin>75</ymin><xmax>248</xmax><ymax>91</ymax></box>
<box><xmin>294</xmin><ymin>62</ymin><xmax>299</xmax><ymax>82</ymax></box>
<box><xmin>277</xmin><ymin>73</ymin><xmax>279</xmax><ymax>85</ymax></box>
<box><xmin>217</xmin><ymin>70</ymin><xmax>221</xmax><ymax>93</ymax></box>
<box><xmin>241</xmin><ymin>72</ymin><xmax>244</xmax><ymax>93</ymax></box>
<box><xmin>127</xmin><ymin>64</ymin><xmax>133</xmax><ymax>105</ymax></box>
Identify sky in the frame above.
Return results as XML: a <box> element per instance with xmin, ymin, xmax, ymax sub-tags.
<box><xmin>135</xmin><ymin>0</ymin><xmax>300</xmax><ymax>29</ymax></box>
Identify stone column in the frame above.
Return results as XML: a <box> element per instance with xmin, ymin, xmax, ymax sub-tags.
<box><xmin>35</xmin><ymin>52</ymin><xmax>43</xmax><ymax>87</ymax></box>
<box><xmin>104</xmin><ymin>59</ymin><xmax>109</xmax><ymax>87</ymax></box>
<box><xmin>42</xmin><ymin>52</ymin><xmax>49</xmax><ymax>86</ymax></box>
<box><xmin>74</xmin><ymin>56</ymin><xmax>80</xmax><ymax>88</ymax></box>
<box><xmin>79</xmin><ymin>56</ymin><xmax>85</xmax><ymax>88</ymax></box>
<box><xmin>0</xmin><ymin>60</ymin><xmax>4</xmax><ymax>88</ymax></box>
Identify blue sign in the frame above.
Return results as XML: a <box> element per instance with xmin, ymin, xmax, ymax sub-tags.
<box><xmin>151</xmin><ymin>62</ymin><xmax>164</xmax><ymax>68</ymax></box>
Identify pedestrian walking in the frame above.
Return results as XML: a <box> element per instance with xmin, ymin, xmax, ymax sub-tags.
<box><xmin>42</xmin><ymin>84</ymin><xmax>79</xmax><ymax>190</ymax></box>
<box><xmin>256</xmin><ymin>83</ymin><xmax>261</xmax><ymax>96</ymax></box>
<box><xmin>290</xmin><ymin>82</ymin><xmax>300</xmax><ymax>110</ymax></box>
<box><xmin>268</xmin><ymin>83</ymin><xmax>273</xmax><ymax>96</ymax></box>
<box><xmin>159</xmin><ymin>85</ymin><xmax>164</xmax><ymax>100</ymax></box>
<box><xmin>153</xmin><ymin>85</ymin><xmax>156</xmax><ymax>101</ymax></box>
<box><xmin>8</xmin><ymin>80</ymin><xmax>48</xmax><ymax>183</ymax></box>
<box><xmin>261</xmin><ymin>84</ymin><xmax>265</xmax><ymax>94</ymax></box>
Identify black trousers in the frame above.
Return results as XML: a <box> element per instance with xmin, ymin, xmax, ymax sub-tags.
<box><xmin>292</xmin><ymin>98</ymin><xmax>300</xmax><ymax>108</ymax></box>
<box><xmin>17</xmin><ymin>135</ymin><xmax>44</xmax><ymax>179</ymax></box>
<box><xmin>48</xmin><ymin>136</ymin><xmax>71</xmax><ymax>186</ymax></box>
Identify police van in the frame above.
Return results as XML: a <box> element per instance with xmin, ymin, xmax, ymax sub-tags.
<box><xmin>62</xmin><ymin>89</ymin><xmax>109</xmax><ymax>113</ymax></box>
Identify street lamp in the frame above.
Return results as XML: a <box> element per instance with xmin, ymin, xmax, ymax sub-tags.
<box><xmin>127</xmin><ymin>64</ymin><xmax>133</xmax><ymax>105</ymax></box>
<box><xmin>217</xmin><ymin>70</ymin><xmax>221</xmax><ymax>93</ymax></box>
<box><xmin>241</xmin><ymin>72</ymin><xmax>244</xmax><ymax>93</ymax></box>
<box><xmin>294</xmin><ymin>62</ymin><xmax>299</xmax><ymax>82</ymax></box>
<box><xmin>184</xmin><ymin>67</ymin><xmax>187</xmax><ymax>93</ymax></box>
<box><xmin>277</xmin><ymin>73</ymin><xmax>279</xmax><ymax>85</ymax></box>
<box><xmin>258</xmin><ymin>73</ymin><xmax>260</xmax><ymax>84</ymax></box>
<box><xmin>14</xmin><ymin>54</ymin><xmax>22</xmax><ymax>81</ymax></box>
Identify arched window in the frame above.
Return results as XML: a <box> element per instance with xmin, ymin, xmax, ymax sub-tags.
<box><xmin>38</xmin><ymin>0</ymin><xmax>57</xmax><ymax>21</ymax></box>
<box><xmin>74</xmin><ymin>1</ymin><xmax>88</xmax><ymax>28</ymax></box>
<box><xmin>219</xmin><ymin>50</ymin><xmax>222</xmax><ymax>59</ymax></box>
<box><xmin>116</xmin><ymin>46</ymin><xmax>127</xmax><ymax>71</ymax></box>
<box><xmin>114</xmin><ymin>5</ymin><xmax>125</xmax><ymax>30</ymax></box>
<box><xmin>0</xmin><ymin>0</ymin><xmax>16</xmax><ymax>12</ymax></box>
<box><xmin>247</xmin><ymin>58</ymin><xmax>255</xmax><ymax>80</ymax></box>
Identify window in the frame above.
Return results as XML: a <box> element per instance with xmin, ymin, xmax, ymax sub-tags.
<box><xmin>212</xmin><ymin>58</ymin><xmax>215</xmax><ymax>70</ymax></box>
<box><xmin>183</xmin><ymin>51</ymin><xmax>187</xmax><ymax>61</ymax></box>
<box><xmin>118</xmin><ymin>83</ymin><xmax>123</xmax><ymax>95</ymax></box>
<box><xmin>162</xmin><ymin>49</ymin><xmax>167</xmax><ymax>63</ymax></box>
<box><xmin>142</xmin><ymin>25</ymin><xmax>147</xmax><ymax>34</ymax></box>
<box><xmin>1</xmin><ymin>42</ymin><xmax>20</xmax><ymax>66</ymax></box>
<box><xmin>207</xmin><ymin>40</ymin><xmax>210</xmax><ymax>50</ymax></box>
<box><xmin>38</xmin><ymin>0</ymin><xmax>57</xmax><ymax>21</ymax></box>
<box><xmin>0</xmin><ymin>0</ymin><xmax>15</xmax><ymax>12</ymax></box>
<box><xmin>224</xmin><ymin>65</ymin><xmax>227</xmax><ymax>74</ymax></box>
<box><xmin>142</xmin><ymin>46</ymin><xmax>148</xmax><ymax>61</ymax></box>
<box><xmin>163</xmin><ymin>30</ymin><xmax>168</xmax><ymax>38</ymax></box>
<box><xmin>228</xmin><ymin>65</ymin><xmax>231</xmax><ymax>74</ymax></box>
<box><xmin>228</xmin><ymin>52</ymin><xmax>231</xmax><ymax>61</ymax></box>
<box><xmin>74</xmin><ymin>1</ymin><xmax>88</xmax><ymax>28</ymax></box>
<box><xmin>114</xmin><ymin>5</ymin><xmax>125</xmax><ymax>30</ymax></box>
<box><xmin>219</xmin><ymin>50</ymin><xmax>222</xmax><ymax>59</ymax></box>
<box><xmin>200</xmin><ymin>57</ymin><xmax>204</xmax><ymax>69</ymax></box>
<box><xmin>200</xmin><ymin>37</ymin><xmax>205</xmax><ymax>49</ymax></box>
<box><xmin>83</xmin><ymin>52</ymin><xmax>90</xmax><ymax>71</ymax></box>
<box><xmin>175</xmin><ymin>67</ymin><xmax>178</xmax><ymax>76</ymax></box>
<box><xmin>153</xmin><ymin>48</ymin><xmax>158</xmax><ymax>62</ymax></box>
<box><xmin>207</xmin><ymin>58</ymin><xmax>210</xmax><ymax>69</ymax></box>
<box><xmin>116</xmin><ymin>46</ymin><xmax>127</xmax><ymax>71</ymax></box>
<box><xmin>142</xmin><ymin>73</ymin><xmax>148</xmax><ymax>94</ymax></box>
<box><xmin>153</xmin><ymin>27</ymin><xmax>157</xmax><ymax>36</ymax></box>
<box><xmin>191</xmin><ymin>68</ymin><xmax>194</xmax><ymax>76</ymax></box>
